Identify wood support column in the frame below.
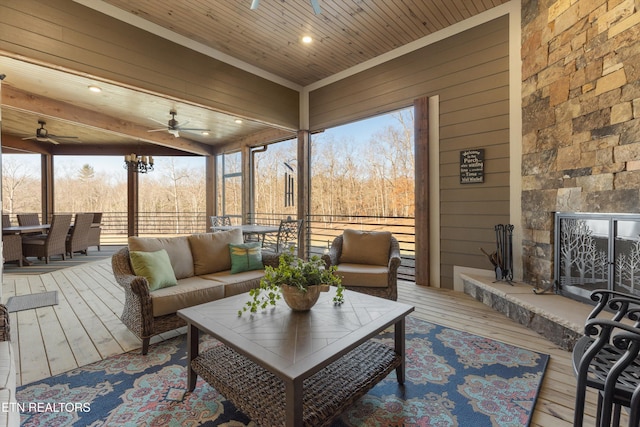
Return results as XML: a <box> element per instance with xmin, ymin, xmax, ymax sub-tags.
<box><xmin>297</xmin><ymin>130</ymin><xmax>310</xmax><ymax>258</ymax></box>
<box><xmin>205</xmin><ymin>155</ymin><xmax>216</xmax><ymax>227</ymax></box>
<box><xmin>127</xmin><ymin>166</ymin><xmax>138</xmax><ymax>237</ymax></box>
<box><xmin>41</xmin><ymin>154</ymin><xmax>54</xmax><ymax>223</ymax></box>
<box><xmin>241</xmin><ymin>145</ymin><xmax>253</xmax><ymax>224</ymax></box>
<box><xmin>414</xmin><ymin>97</ymin><xmax>430</xmax><ymax>286</ymax></box>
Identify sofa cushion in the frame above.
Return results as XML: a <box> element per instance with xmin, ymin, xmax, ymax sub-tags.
<box><xmin>230</xmin><ymin>242</ymin><xmax>264</xmax><ymax>274</ymax></box>
<box><xmin>339</xmin><ymin>229</ymin><xmax>391</xmax><ymax>266</ymax></box>
<box><xmin>188</xmin><ymin>229</ymin><xmax>243</xmax><ymax>275</ymax></box>
<box><xmin>130</xmin><ymin>249</ymin><xmax>178</xmax><ymax>291</ymax></box>
<box><xmin>150</xmin><ymin>276</ymin><xmax>225</xmax><ymax>317</ymax></box>
<box><xmin>336</xmin><ymin>263</ymin><xmax>389</xmax><ymax>288</ymax></box>
<box><xmin>128</xmin><ymin>236</ymin><xmax>194</xmax><ymax>279</ymax></box>
<box><xmin>202</xmin><ymin>270</ymin><xmax>265</xmax><ymax>297</ymax></box>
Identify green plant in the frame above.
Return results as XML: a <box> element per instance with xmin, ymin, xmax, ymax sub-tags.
<box><xmin>238</xmin><ymin>247</ymin><xmax>344</xmax><ymax>315</ymax></box>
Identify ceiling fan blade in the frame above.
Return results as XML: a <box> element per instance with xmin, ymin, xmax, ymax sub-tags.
<box><xmin>148</xmin><ymin>117</ymin><xmax>169</xmax><ymax>126</ymax></box>
<box><xmin>168</xmin><ymin>129</ymin><xmax>180</xmax><ymax>137</ymax></box>
<box><xmin>21</xmin><ymin>136</ymin><xmax>37</xmax><ymax>140</ymax></box>
<box><xmin>147</xmin><ymin>128</ymin><xmax>167</xmax><ymax>132</ymax></box>
<box><xmin>177</xmin><ymin>127</ymin><xmax>210</xmax><ymax>132</ymax></box>
<box><xmin>47</xmin><ymin>138</ymin><xmax>60</xmax><ymax>145</ymax></box>
<box><xmin>49</xmin><ymin>135</ymin><xmax>78</xmax><ymax>139</ymax></box>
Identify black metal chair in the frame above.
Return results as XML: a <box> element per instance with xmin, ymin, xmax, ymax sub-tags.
<box><xmin>262</xmin><ymin>218</ymin><xmax>303</xmax><ymax>254</ymax></box>
<box><xmin>572</xmin><ymin>290</ymin><xmax>640</xmax><ymax>427</ymax></box>
<box><xmin>210</xmin><ymin>215</ymin><xmax>232</xmax><ymax>230</ymax></box>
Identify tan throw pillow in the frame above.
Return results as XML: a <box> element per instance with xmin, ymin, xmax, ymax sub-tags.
<box><xmin>128</xmin><ymin>236</ymin><xmax>194</xmax><ymax>279</ymax></box>
<box><xmin>188</xmin><ymin>228</ymin><xmax>243</xmax><ymax>275</ymax></box>
<box><xmin>339</xmin><ymin>229</ymin><xmax>391</xmax><ymax>266</ymax></box>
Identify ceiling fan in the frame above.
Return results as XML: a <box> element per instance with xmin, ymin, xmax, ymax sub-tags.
<box><xmin>22</xmin><ymin>120</ymin><xmax>79</xmax><ymax>145</ymax></box>
<box><xmin>147</xmin><ymin>110</ymin><xmax>210</xmax><ymax>137</ymax></box>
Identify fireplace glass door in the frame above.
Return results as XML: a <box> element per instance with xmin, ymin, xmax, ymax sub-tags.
<box><xmin>555</xmin><ymin>213</ymin><xmax>640</xmax><ymax>303</ymax></box>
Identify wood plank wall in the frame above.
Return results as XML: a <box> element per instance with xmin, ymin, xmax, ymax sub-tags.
<box><xmin>309</xmin><ymin>17</ymin><xmax>510</xmax><ymax>289</ymax></box>
<box><xmin>0</xmin><ymin>0</ymin><xmax>299</xmax><ymax>131</ymax></box>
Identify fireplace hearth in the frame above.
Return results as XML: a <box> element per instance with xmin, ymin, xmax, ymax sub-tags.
<box><xmin>554</xmin><ymin>212</ymin><xmax>640</xmax><ymax>304</ymax></box>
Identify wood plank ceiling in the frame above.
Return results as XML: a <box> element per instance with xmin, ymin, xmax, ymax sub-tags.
<box><xmin>1</xmin><ymin>0</ymin><xmax>508</xmax><ymax>155</ymax></box>
<box><xmin>102</xmin><ymin>0</ymin><xmax>509</xmax><ymax>86</ymax></box>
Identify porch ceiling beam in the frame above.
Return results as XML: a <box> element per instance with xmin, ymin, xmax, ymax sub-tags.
<box><xmin>47</xmin><ymin>144</ymin><xmax>198</xmax><ymax>156</ymax></box>
<box><xmin>213</xmin><ymin>127</ymin><xmax>296</xmax><ymax>154</ymax></box>
<box><xmin>2</xmin><ymin>86</ymin><xmax>214</xmax><ymax>156</ymax></box>
<box><xmin>0</xmin><ymin>133</ymin><xmax>52</xmax><ymax>154</ymax></box>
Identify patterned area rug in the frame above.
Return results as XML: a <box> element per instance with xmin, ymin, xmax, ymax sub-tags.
<box><xmin>17</xmin><ymin>317</ymin><xmax>549</xmax><ymax>427</ymax></box>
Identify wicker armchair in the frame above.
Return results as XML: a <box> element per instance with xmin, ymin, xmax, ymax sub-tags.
<box><xmin>22</xmin><ymin>214</ymin><xmax>72</xmax><ymax>263</ymax></box>
<box><xmin>66</xmin><ymin>213</ymin><xmax>93</xmax><ymax>257</ymax></box>
<box><xmin>2</xmin><ymin>235</ymin><xmax>23</xmax><ymax>267</ymax></box>
<box><xmin>88</xmin><ymin>212</ymin><xmax>102</xmax><ymax>250</ymax></box>
<box><xmin>323</xmin><ymin>230</ymin><xmax>401</xmax><ymax>301</ymax></box>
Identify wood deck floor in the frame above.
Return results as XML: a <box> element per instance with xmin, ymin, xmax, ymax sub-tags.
<box><xmin>1</xmin><ymin>257</ymin><xmax>604</xmax><ymax>426</ymax></box>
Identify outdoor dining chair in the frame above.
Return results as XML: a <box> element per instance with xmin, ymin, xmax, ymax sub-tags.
<box><xmin>262</xmin><ymin>218</ymin><xmax>303</xmax><ymax>254</ymax></box>
<box><xmin>22</xmin><ymin>214</ymin><xmax>72</xmax><ymax>264</ymax></box>
<box><xmin>2</xmin><ymin>214</ymin><xmax>10</xmax><ymax>229</ymax></box>
<box><xmin>88</xmin><ymin>212</ymin><xmax>103</xmax><ymax>250</ymax></box>
<box><xmin>210</xmin><ymin>215</ymin><xmax>232</xmax><ymax>229</ymax></box>
<box><xmin>17</xmin><ymin>213</ymin><xmax>42</xmax><ymax>236</ymax></box>
<box><xmin>66</xmin><ymin>213</ymin><xmax>94</xmax><ymax>258</ymax></box>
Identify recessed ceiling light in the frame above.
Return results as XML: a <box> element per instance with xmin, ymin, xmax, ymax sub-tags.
<box><xmin>302</xmin><ymin>35</ymin><xmax>313</xmax><ymax>44</ymax></box>
<box><xmin>201</xmin><ymin>131</ymin><xmax>210</xmax><ymax>136</ymax></box>
<box><xmin>88</xmin><ymin>85</ymin><xmax>102</xmax><ymax>93</ymax></box>
<box><xmin>234</xmin><ymin>119</ymin><xmax>243</xmax><ymax>124</ymax></box>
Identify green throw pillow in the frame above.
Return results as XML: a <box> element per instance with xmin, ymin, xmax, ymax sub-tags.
<box><xmin>229</xmin><ymin>242</ymin><xmax>264</xmax><ymax>274</ymax></box>
<box><xmin>130</xmin><ymin>249</ymin><xmax>178</xmax><ymax>291</ymax></box>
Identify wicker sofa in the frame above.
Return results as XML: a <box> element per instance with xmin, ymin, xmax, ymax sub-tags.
<box><xmin>112</xmin><ymin>229</ymin><xmax>278</xmax><ymax>354</ymax></box>
<box><xmin>0</xmin><ymin>305</ymin><xmax>19</xmax><ymax>427</ymax></box>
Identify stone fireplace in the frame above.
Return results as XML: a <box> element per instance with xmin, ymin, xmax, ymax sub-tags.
<box><xmin>554</xmin><ymin>212</ymin><xmax>640</xmax><ymax>304</ymax></box>
<box><xmin>521</xmin><ymin>1</ymin><xmax>640</xmax><ymax>289</ymax></box>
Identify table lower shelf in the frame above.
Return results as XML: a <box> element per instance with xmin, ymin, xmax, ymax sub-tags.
<box><xmin>191</xmin><ymin>340</ymin><xmax>401</xmax><ymax>427</ymax></box>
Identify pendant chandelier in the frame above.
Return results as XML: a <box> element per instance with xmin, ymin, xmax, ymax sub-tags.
<box><xmin>124</xmin><ymin>153</ymin><xmax>154</xmax><ymax>174</ymax></box>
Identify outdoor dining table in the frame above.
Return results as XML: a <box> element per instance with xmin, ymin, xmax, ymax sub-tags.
<box><xmin>210</xmin><ymin>224</ymin><xmax>280</xmax><ymax>243</ymax></box>
<box><xmin>2</xmin><ymin>224</ymin><xmax>51</xmax><ymax>235</ymax></box>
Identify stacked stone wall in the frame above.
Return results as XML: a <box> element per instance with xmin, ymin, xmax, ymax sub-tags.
<box><xmin>521</xmin><ymin>0</ymin><xmax>640</xmax><ymax>285</ymax></box>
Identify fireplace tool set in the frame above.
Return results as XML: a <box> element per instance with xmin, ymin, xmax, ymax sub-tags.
<box><xmin>481</xmin><ymin>224</ymin><xmax>514</xmax><ymax>284</ymax></box>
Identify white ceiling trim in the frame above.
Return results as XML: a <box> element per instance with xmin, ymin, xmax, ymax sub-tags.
<box><xmin>304</xmin><ymin>1</ymin><xmax>516</xmax><ymax>92</ymax></box>
<box><xmin>72</xmin><ymin>0</ymin><xmax>303</xmax><ymax>92</ymax></box>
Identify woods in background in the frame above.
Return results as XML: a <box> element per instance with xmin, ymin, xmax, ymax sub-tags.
<box><xmin>2</xmin><ymin>110</ymin><xmax>415</xmax><ymax>220</ymax></box>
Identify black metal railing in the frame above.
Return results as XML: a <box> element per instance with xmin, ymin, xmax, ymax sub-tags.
<box><xmin>12</xmin><ymin>211</ymin><xmax>417</xmax><ymax>280</ymax></box>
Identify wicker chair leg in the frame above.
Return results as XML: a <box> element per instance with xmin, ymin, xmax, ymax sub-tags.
<box><xmin>142</xmin><ymin>338</ymin><xmax>150</xmax><ymax>355</ymax></box>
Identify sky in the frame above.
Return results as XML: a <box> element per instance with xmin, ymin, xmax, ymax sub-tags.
<box><xmin>3</xmin><ymin>107</ymin><xmax>410</xmax><ymax>177</ymax></box>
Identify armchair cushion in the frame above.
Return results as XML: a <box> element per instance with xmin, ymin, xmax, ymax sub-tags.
<box><xmin>129</xmin><ymin>249</ymin><xmax>178</xmax><ymax>291</ymax></box>
<box><xmin>188</xmin><ymin>229</ymin><xmax>243</xmax><ymax>275</ymax></box>
<box><xmin>229</xmin><ymin>242</ymin><xmax>264</xmax><ymax>274</ymax></box>
<box><xmin>339</xmin><ymin>229</ymin><xmax>391</xmax><ymax>266</ymax></box>
<box><xmin>128</xmin><ymin>236</ymin><xmax>194</xmax><ymax>279</ymax></box>
<box><xmin>336</xmin><ymin>263</ymin><xmax>389</xmax><ymax>287</ymax></box>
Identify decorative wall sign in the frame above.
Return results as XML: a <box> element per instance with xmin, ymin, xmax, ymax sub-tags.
<box><xmin>460</xmin><ymin>149</ymin><xmax>484</xmax><ymax>184</ymax></box>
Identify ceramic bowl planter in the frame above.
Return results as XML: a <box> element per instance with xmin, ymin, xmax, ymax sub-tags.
<box><xmin>281</xmin><ymin>284</ymin><xmax>330</xmax><ymax>311</ymax></box>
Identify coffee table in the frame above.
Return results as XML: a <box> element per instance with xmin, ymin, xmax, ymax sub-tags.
<box><xmin>177</xmin><ymin>288</ymin><xmax>414</xmax><ymax>427</ymax></box>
